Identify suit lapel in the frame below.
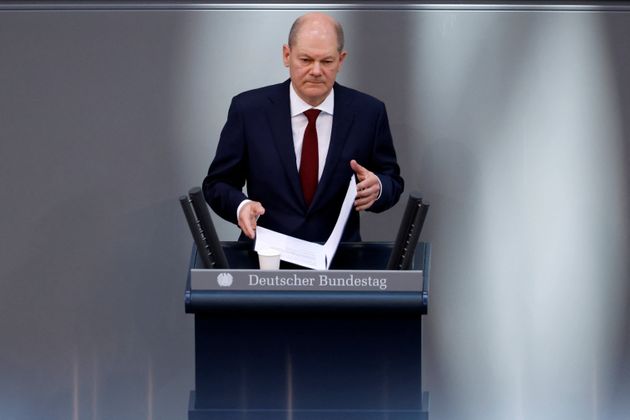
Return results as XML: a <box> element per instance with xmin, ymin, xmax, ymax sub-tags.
<box><xmin>265</xmin><ymin>80</ymin><xmax>305</xmax><ymax>206</ymax></box>
<box><xmin>310</xmin><ymin>83</ymin><xmax>355</xmax><ymax>212</ymax></box>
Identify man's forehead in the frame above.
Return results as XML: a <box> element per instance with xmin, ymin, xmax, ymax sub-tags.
<box><xmin>292</xmin><ymin>44</ymin><xmax>339</xmax><ymax>57</ymax></box>
<box><xmin>294</xmin><ymin>20</ymin><xmax>338</xmax><ymax>43</ymax></box>
<box><xmin>291</xmin><ymin>33</ymin><xmax>339</xmax><ymax>54</ymax></box>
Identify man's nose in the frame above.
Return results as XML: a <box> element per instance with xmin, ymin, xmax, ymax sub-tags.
<box><xmin>311</xmin><ymin>61</ymin><xmax>322</xmax><ymax>75</ymax></box>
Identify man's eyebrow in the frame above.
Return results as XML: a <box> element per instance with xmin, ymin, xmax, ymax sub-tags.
<box><xmin>299</xmin><ymin>54</ymin><xmax>335</xmax><ymax>60</ymax></box>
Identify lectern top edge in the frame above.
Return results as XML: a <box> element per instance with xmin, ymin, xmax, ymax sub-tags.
<box><xmin>190</xmin><ymin>268</ymin><xmax>424</xmax><ymax>293</ymax></box>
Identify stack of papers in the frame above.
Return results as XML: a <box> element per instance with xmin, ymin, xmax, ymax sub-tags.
<box><xmin>254</xmin><ymin>176</ymin><xmax>357</xmax><ymax>270</ymax></box>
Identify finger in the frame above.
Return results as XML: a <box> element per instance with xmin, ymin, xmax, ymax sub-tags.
<box><xmin>248</xmin><ymin>209</ymin><xmax>263</xmax><ymax>237</ymax></box>
<box><xmin>357</xmin><ymin>178</ymin><xmax>380</xmax><ymax>196</ymax></box>
<box><xmin>350</xmin><ymin>159</ymin><xmax>368</xmax><ymax>178</ymax></box>
<box><xmin>355</xmin><ymin>189</ymin><xmax>377</xmax><ymax>206</ymax></box>
<box><xmin>355</xmin><ymin>184</ymin><xmax>374</xmax><ymax>199</ymax></box>
<box><xmin>249</xmin><ymin>203</ymin><xmax>266</xmax><ymax>238</ymax></box>
<box><xmin>252</xmin><ymin>203</ymin><xmax>266</xmax><ymax>217</ymax></box>
<box><xmin>355</xmin><ymin>193</ymin><xmax>376</xmax><ymax>207</ymax></box>
<box><xmin>239</xmin><ymin>203</ymin><xmax>261</xmax><ymax>239</ymax></box>
<box><xmin>354</xmin><ymin>198</ymin><xmax>375</xmax><ymax>212</ymax></box>
<box><xmin>239</xmin><ymin>218</ymin><xmax>255</xmax><ymax>239</ymax></box>
<box><xmin>244</xmin><ymin>213</ymin><xmax>256</xmax><ymax>239</ymax></box>
<box><xmin>356</xmin><ymin>177</ymin><xmax>377</xmax><ymax>192</ymax></box>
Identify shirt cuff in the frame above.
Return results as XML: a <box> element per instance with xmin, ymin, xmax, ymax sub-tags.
<box><xmin>236</xmin><ymin>199</ymin><xmax>252</xmax><ymax>221</ymax></box>
<box><xmin>375</xmin><ymin>176</ymin><xmax>383</xmax><ymax>201</ymax></box>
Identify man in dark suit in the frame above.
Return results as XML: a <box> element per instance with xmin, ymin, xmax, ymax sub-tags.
<box><xmin>203</xmin><ymin>12</ymin><xmax>403</xmax><ymax>242</ymax></box>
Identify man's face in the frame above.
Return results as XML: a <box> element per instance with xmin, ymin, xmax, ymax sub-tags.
<box><xmin>283</xmin><ymin>23</ymin><xmax>346</xmax><ymax>106</ymax></box>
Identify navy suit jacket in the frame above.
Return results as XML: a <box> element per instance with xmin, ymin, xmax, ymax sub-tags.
<box><xmin>203</xmin><ymin>80</ymin><xmax>403</xmax><ymax>242</ymax></box>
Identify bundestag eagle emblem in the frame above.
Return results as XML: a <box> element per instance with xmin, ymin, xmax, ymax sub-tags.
<box><xmin>216</xmin><ymin>272</ymin><xmax>233</xmax><ymax>287</ymax></box>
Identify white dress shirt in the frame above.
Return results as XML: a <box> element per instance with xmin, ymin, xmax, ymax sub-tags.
<box><xmin>289</xmin><ymin>82</ymin><xmax>334</xmax><ymax>180</ymax></box>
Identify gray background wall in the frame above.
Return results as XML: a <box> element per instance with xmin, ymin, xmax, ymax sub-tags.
<box><xmin>1</xmin><ymin>3</ymin><xmax>629</xmax><ymax>420</ymax></box>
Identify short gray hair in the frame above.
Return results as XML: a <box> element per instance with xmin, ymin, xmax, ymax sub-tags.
<box><xmin>288</xmin><ymin>15</ymin><xmax>345</xmax><ymax>52</ymax></box>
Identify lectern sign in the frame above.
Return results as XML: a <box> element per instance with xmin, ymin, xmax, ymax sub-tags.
<box><xmin>190</xmin><ymin>269</ymin><xmax>423</xmax><ymax>292</ymax></box>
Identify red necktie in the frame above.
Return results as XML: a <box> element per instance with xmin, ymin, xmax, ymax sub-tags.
<box><xmin>300</xmin><ymin>109</ymin><xmax>321</xmax><ymax>207</ymax></box>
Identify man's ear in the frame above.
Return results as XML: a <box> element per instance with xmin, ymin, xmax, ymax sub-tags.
<box><xmin>338</xmin><ymin>51</ymin><xmax>347</xmax><ymax>70</ymax></box>
<box><xmin>282</xmin><ymin>44</ymin><xmax>291</xmax><ymax>67</ymax></box>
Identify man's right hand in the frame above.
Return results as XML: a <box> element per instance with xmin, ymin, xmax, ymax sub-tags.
<box><xmin>238</xmin><ymin>201</ymin><xmax>266</xmax><ymax>239</ymax></box>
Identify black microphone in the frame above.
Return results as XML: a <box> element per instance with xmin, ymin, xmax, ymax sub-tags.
<box><xmin>188</xmin><ymin>187</ymin><xmax>229</xmax><ymax>269</ymax></box>
<box><xmin>179</xmin><ymin>195</ymin><xmax>213</xmax><ymax>269</ymax></box>
<box><xmin>387</xmin><ymin>193</ymin><xmax>429</xmax><ymax>270</ymax></box>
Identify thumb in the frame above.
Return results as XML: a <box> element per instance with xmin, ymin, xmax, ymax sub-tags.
<box><xmin>350</xmin><ymin>159</ymin><xmax>367</xmax><ymax>176</ymax></box>
<box><xmin>252</xmin><ymin>202</ymin><xmax>266</xmax><ymax>216</ymax></box>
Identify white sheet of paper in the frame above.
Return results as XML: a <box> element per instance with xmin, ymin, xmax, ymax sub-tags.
<box><xmin>254</xmin><ymin>176</ymin><xmax>357</xmax><ymax>270</ymax></box>
<box><xmin>323</xmin><ymin>175</ymin><xmax>358</xmax><ymax>264</ymax></box>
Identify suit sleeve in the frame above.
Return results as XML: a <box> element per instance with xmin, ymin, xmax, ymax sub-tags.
<box><xmin>368</xmin><ymin>102</ymin><xmax>404</xmax><ymax>213</ymax></box>
<box><xmin>202</xmin><ymin>97</ymin><xmax>249</xmax><ymax>225</ymax></box>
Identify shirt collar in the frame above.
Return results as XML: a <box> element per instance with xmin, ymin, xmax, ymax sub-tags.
<box><xmin>289</xmin><ymin>82</ymin><xmax>334</xmax><ymax>117</ymax></box>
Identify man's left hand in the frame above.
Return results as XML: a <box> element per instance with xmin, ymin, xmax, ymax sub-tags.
<box><xmin>350</xmin><ymin>159</ymin><xmax>380</xmax><ymax>211</ymax></box>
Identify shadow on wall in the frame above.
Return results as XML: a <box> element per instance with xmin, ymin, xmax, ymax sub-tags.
<box><xmin>338</xmin><ymin>9</ymin><xmax>630</xmax><ymax>420</ymax></box>
<box><xmin>0</xmin><ymin>11</ymin><xmax>197</xmax><ymax>420</ymax></box>
<box><xmin>336</xmin><ymin>10</ymin><xmax>417</xmax><ymax>243</ymax></box>
<box><xmin>601</xmin><ymin>12</ymin><xmax>630</xmax><ymax>419</ymax></box>
<box><xmin>411</xmin><ymin>11</ymin><xmax>542</xmax><ymax>420</ymax></box>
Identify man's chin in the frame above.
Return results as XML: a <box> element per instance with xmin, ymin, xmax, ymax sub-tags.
<box><xmin>303</xmin><ymin>85</ymin><xmax>329</xmax><ymax>96</ymax></box>
<box><xmin>295</xmin><ymin>84</ymin><xmax>331</xmax><ymax>105</ymax></box>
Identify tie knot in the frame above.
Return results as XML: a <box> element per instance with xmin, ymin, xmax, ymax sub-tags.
<box><xmin>304</xmin><ymin>108</ymin><xmax>321</xmax><ymax>124</ymax></box>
